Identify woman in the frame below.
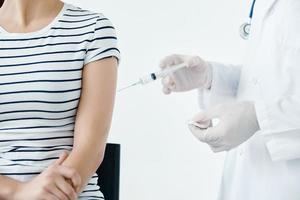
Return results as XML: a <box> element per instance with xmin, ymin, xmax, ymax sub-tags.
<box><xmin>0</xmin><ymin>0</ymin><xmax>120</xmax><ymax>199</ymax></box>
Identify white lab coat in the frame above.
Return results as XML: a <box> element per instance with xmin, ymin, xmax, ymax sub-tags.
<box><xmin>198</xmin><ymin>0</ymin><xmax>300</xmax><ymax>199</ymax></box>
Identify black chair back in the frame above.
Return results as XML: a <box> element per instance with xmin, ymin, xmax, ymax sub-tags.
<box><xmin>96</xmin><ymin>143</ymin><xmax>121</xmax><ymax>200</ymax></box>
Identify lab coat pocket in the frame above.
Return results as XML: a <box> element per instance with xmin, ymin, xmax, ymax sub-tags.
<box><xmin>281</xmin><ymin>0</ymin><xmax>300</xmax><ymax>49</ymax></box>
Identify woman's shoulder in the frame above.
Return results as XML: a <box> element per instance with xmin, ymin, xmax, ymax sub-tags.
<box><xmin>64</xmin><ymin>3</ymin><xmax>111</xmax><ymax>22</ymax></box>
<box><xmin>61</xmin><ymin>3</ymin><xmax>116</xmax><ymax>33</ymax></box>
<box><xmin>62</xmin><ymin>3</ymin><xmax>120</xmax><ymax>64</ymax></box>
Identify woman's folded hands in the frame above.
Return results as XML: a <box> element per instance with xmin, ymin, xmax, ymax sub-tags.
<box><xmin>12</xmin><ymin>151</ymin><xmax>82</xmax><ymax>200</ymax></box>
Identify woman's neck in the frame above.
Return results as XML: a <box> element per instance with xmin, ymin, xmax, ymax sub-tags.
<box><xmin>0</xmin><ymin>0</ymin><xmax>63</xmax><ymax>27</ymax></box>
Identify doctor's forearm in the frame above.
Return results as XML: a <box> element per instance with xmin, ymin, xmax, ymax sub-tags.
<box><xmin>208</xmin><ymin>62</ymin><xmax>241</xmax><ymax>95</ymax></box>
<box><xmin>198</xmin><ymin>62</ymin><xmax>242</xmax><ymax>109</ymax></box>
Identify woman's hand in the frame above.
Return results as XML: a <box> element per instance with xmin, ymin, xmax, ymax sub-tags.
<box><xmin>13</xmin><ymin>152</ymin><xmax>82</xmax><ymax>200</ymax></box>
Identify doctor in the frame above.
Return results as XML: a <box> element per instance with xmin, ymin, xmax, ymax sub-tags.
<box><xmin>159</xmin><ymin>0</ymin><xmax>300</xmax><ymax>199</ymax></box>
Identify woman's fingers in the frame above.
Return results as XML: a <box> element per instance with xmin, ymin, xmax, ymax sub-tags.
<box><xmin>57</xmin><ymin>165</ymin><xmax>81</xmax><ymax>191</ymax></box>
<box><xmin>51</xmin><ymin>151</ymin><xmax>81</xmax><ymax>192</ymax></box>
<box><xmin>55</xmin><ymin>176</ymin><xmax>77</xmax><ymax>200</ymax></box>
<box><xmin>54</xmin><ymin>151</ymin><xmax>69</xmax><ymax>165</ymax></box>
<box><xmin>47</xmin><ymin>182</ymin><xmax>70</xmax><ymax>200</ymax></box>
<box><xmin>42</xmin><ymin>165</ymin><xmax>78</xmax><ymax>200</ymax></box>
<box><xmin>43</xmin><ymin>193</ymin><xmax>61</xmax><ymax>200</ymax></box>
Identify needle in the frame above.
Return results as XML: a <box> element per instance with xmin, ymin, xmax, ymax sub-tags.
<box><xmin>117</xmin><ymin>63</ymin><xmax>187</xmax><ymax>93</ymax></box>
<box><xmin>117</xmin><ymin>81</ymin><xmax>140</xmax><ymax>92</ymax></box>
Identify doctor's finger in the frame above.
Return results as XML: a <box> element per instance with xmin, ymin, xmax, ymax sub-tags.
<box><xmin>209</xmin><ymin>144</ymin><xmax>231</xmax><ymax>153</ymax></box>
<box><xmin>186</xmin><ymin>55</ymin><xmax>205</xmax><ymax>68</ymax></box>
<box><xmin>189</xmin><ymin>124</ymin><xmax>221</xmax><ymax>144</ymax></box>
<box><xmin>191</xmin><ymin>112</ymin><xmax>213</xmax><ymax>126</ymax></box>
<box><xmin>162</xmin><ymin>76</ymin><xmax>176</xmax><ymax>90</ymax></box>
<box><xmin>209</xmin><ymin>146</ymin><xmax>224</xmax><ymax>153</ymax></box>
<box><xmin>200</xmin><ymin>107</ymin><xmax>222</xmax><ymax>122</ymax></box>
<box><xmin>200</xmin><ymin>127</ymin><xmax>221</xmax><ymax>143</ymax></box>
<box><xmin>188</xmin><ymin>124</ymin><xmax>210</xmax><ymax>143</ymax></box>
<box><xmin>162</xmin><ymin>85</ymin><xmax>172</xmax><ymax>95</ymax></box>
<box><xmin>161</xmin><ymin>76</ymin><xmax>173</xmax><ymax>86</ymax></box>
<box><xmin>159</xmin><ymin>54</ymin><xmax>184</xmax><ymax>69</ymax></box>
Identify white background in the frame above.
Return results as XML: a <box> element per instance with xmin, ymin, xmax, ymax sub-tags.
<box><xmin>65</xmin><ymin>0</ymin><xmax>249</xmax><ymax>199</ymax></box>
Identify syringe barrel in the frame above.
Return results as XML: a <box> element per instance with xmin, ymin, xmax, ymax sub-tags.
<box><xmin>139</xmin><ymin>63</ymin><xmax>187</xmax><ymax>85</ymax></box>
<box><xmin>155</xmin><ymin>63</ymin><xmax>186</xmax><ymax>78</ymax></box>
<box><xmin>139</xmin><ymin>73</ymin><xmax>156</xmax><ymax>84</ymax></box>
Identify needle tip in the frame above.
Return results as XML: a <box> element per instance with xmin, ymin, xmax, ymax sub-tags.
<box><xmin>117</xmin><ymin>81</ymin><xmax>140</xmax><ymax>92</ymax></box>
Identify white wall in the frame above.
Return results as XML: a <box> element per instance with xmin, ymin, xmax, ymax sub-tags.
<box><xmin>65</xmin><ymin>0</ymin><xmax>249</xmax><ymax>199</ymax></box>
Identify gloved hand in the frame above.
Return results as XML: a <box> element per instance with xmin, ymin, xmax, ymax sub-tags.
<box><xmin>159</xmin><ymin>54</ymin><xmax>213</xmax><ymax>94</ymax></box>
<box><xmin>188</xmin><ymin>101</ymin><xmax>260</xmax><ymax>152</ymax></box>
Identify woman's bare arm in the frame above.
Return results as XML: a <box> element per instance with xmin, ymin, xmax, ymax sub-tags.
<box><xmin>61</xmin><ymin>57</ymin><xmax>118</xmax><ymax>193</ymax></box>
<box><xmin>0</xmin><ymin>175</ymin><xmax>19</xmax><ymax>199</ymax></box>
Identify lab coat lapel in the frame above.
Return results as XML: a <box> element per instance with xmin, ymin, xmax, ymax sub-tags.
<box><xmin>252</xmin><ymin>0</ymin><xmax>279</xmax><ymax>38</ymax></box>
<box><xmin>261</xmin><ymin>0</ymin><xmax>279</xmax><ymax>17</ymax></box>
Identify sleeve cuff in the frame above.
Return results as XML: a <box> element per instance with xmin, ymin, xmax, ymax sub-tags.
<box><xmin>264</xmin><ymin>129</ymin><xmax>300</xmax><ymax>161</ymax></box>
<box><xmin>254</xmin><ymin>100</ymin><xmax>271</xmax><ymax>131</ymax></box>
<box><xmin>255</xmin><ymin>99</ymin><xmax>300</xmax><ymax>161</ymax></box>
<box><xmin>197</xmin><ymin>62</ymin><xmax>240</xmax><ymax>109</ymax></box>
<box><xmin>84</xmin><ymin>50</ymin><xmax>121</xmax><ymax>66</ymax></box>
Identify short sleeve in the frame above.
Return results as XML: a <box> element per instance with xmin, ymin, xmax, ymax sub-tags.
<box><xmin>84</xmin><ymin>14</ymin><xmax>121</xmax><ymax>65</ymax></box>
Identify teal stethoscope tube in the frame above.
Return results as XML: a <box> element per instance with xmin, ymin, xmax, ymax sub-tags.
<box><xmin>240</xmin><ymin>0</ymin><xmax>257</xmax><ymax>40</ymax></box>
<box><xmin>249</xmin><ymin>0</ymin><xmax>256</xmax><ymax>19</ymax></box>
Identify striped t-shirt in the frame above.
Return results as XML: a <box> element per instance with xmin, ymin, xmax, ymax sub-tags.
<box><xmin>0</xmin><ymin>2</ymin><xmax>120</xmax><ymax>199</ymax></box>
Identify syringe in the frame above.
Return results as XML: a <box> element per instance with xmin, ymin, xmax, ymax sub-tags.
<box><xmin>118</xmin><ymin>63</ymin><xmax>187</xmax><ymax>92</ymax></box>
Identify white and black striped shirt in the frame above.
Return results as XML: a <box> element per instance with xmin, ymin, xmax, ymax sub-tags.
<box><xmin>0</xmin><ymin>2</ymin><xmax>120</xmax><ymax>199</ymax></box>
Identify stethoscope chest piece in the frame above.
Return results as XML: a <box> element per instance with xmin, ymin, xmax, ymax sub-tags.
<box><xmin>240</xmin><ymin>0</ymin><xmax>256</xmax><ymax>40</ymax></box>
<box><xmin>239</xmin><ymin>22</ymin><xmax>251</xmax><ymax>40</ymax></box>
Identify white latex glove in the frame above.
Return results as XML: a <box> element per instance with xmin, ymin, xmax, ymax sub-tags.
<box><xmin>159</xmin><ymin>54</ymin><xmax>213</xmax><ymax>94</ymax></box>
<box><xmin>188</xmin><ymin>101</ymin><xmax>260</xmax><ymax>152</ymax></box>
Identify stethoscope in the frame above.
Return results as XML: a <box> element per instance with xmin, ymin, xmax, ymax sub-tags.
<box><xmin>239</xmin><ymin>0</ymin><xmax>257</xmax><ymax>40</ymax></box>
